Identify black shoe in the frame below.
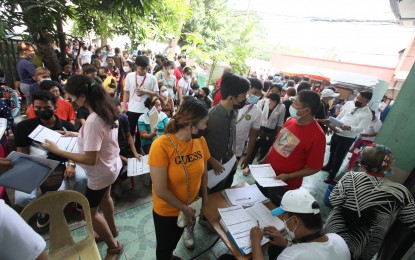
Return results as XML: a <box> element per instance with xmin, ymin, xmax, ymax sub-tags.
<box><xmin>324</xmin><ymin>177</ymin><xmax>335</xmax><ymax>184</ymax></box>
<box><xmin>37</xmin><ymin>211</ymin><xmax>50</xmax><ymax>228</ymax></box>
<box><xmin>321</xmin><ymin>165</ymin><xmax>331</xmax><ymax>172</ymax></box>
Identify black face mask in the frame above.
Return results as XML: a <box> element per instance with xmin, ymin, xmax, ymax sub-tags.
<box><xmin>355</xmin><ymin>101</ymin><xmax>363</xmax><ymax>108</ymax></box>
<box><xmin>35</xmin><ymin>109</ymin><xmax>54</xmax><ymax>120</ymax></box>
<box><xmin>269</xmin><ymin>93</ymin><xmax>280</xmax><ymax>101</ymax></box>
<box><xmin>191</xmin><ymin>128</ymin><xmax>205</xmax><ymax>139</ymax></box>
<box><xmin>180</xmin><ymin>62</ymin><xmax>186</xmax><ymax>68</ymax></box>
<box><xmin>233</xmin><ymin>99</ymin><xmax>246</xmax><ymax>110</ymax></box>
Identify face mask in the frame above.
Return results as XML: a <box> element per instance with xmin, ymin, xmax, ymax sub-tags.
<box><xmin>39</xmin><ymin>77</ymin><xmax>51</xmax><ymax>82</ymax></box>
<box><xmin>283</xmin><ymin>216</ymin><xmax>297</xmax><ymax>242</ymax></box>
<box><xmin>355</xmin><ymin>100</ymin><xmax>363</xmax><ymax>108</ymax></box>
<box><xmin>384</xmin><ymin>170</ymin><xmax>394</xmax><ymax>176</ymax></box>
<box><xmin>269</xmin><ymin>93</ymin><xmax>280</xmax><ymax>101</ymax></box>
<box><xmin>180</xmin><ymin>62</ymin><xmax>186</xmax><ymax>68</ymax></box>
<box><xmin>160</xmin><ymin>91</ymin><xmax>168</xmax><ymax>98</ymax></box>
<box><xmin>247</xmin><ymin>95</ymin><xmax>260</xmax><ymax>104</ymax></box>
<box><xmin>123</xmin><ymin>66</ymin><xmax>131</xmax><ymax>73</ymax></box>
<box><xmin>191</xmin><ymin>126</ymin><xmax>205</xmax><ymax>139</ymax></box>
<box><xmin>27</xmin><ymin>54</ymin><xmax>35</xmax><ymax>59</ymax></box>
<box><xmin>233</xmin><ymin>98</ymin><xmax>246</xmax><ymax>110</ymax></box>
<box><xmin>168</xmin><ymin>69</ymin><xmax>174</xmax><ymax>75</ymax></box>
<box><xmin>328</xmin><ymin>99</ymin><xmax>334</xmax><ymax>107</ymax></box>
<box><xmin>289</xmin><ymin>106</ymin><xmax>306</xmax><ymax>119</ymax></box>
<box><xmin>35</xmin><ymin>109</ymin><xmax>54</xmax><ymax>120</ymax></box>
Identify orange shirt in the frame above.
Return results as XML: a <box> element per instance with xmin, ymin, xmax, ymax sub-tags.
<box><xmin>28</xmin><ymin>98</ymin><xmax>76</xmax><ymax>122</ymax></box>
<box><xmin>148</xmin><ymin>133</ymin><xmax>211</xmax><ymax>216</ymax></box>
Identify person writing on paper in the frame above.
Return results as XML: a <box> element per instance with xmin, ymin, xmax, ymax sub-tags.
<box><xmin>324</xmin><ymin>144</ymin><xmax>415</xmax><ymax>260</ymax></box>
<box><xmin>14</xmin><ymin>90</ymin><xmax>87</xmax><ymax>228</ymax></box>
<box><xmin>149</xmin><ymin>98</ymin><xmax>210</xmax><ymax>257</ymax></box>
<box><xmin>259</xmin><ymin>90</ymin><xmax>326</xmax><ymax>206</ymax></box>
<box><xmin>250</xmin><ymin>189</ymin><xmax>350</xmax><ymax>260</ymax></box>
<box><xmin>138</xmin><ymin>96</ymin><xmax>169</xmax><ymax>154</ymax></box>
<box><xmin>205</xmin><ymin>73</ymin><xmax>250</xmax><ymax>192</ymax></box>
<box><xmin>41</xmin><ymin>75</ymin><xmax>124</xmax><ymax>259</ymax></box>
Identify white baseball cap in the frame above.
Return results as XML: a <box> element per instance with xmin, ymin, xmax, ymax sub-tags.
<box><xmin>321</xmin><ymin>89</ymin><xmax>340</xmax><ymax>98</ymax></box>
<box><xmin>271</xmin><ymin>189</ymin><xmax>320</xmax><ymax>216</ymax></box>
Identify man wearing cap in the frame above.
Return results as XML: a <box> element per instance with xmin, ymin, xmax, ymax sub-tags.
<box><xmin>250</xmin><ymin>189</ymin><xmax>350</xmax><ymax>260</ymax></box>
<box><xmin>315</xmin><ymin>89</ymin><xmax>340</xmax><ymax>134</ymax></box>
<box><xmin>121</xmin><ymin>56</ymin><xmax>159</xmax><ymax>152</ymax></box>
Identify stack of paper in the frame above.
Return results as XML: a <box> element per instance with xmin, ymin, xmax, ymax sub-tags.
<box><xmin>224</xmin><ymin>184</ymin><xmax>268</xmax><ymax>206</ymax></box>
<box><xmin>207</xmin><ymin>155</ymin><xmax>236</xmax><ymax>189</ymax></box>
<box><xmin>127</xmin><ymin>155</ymin><xmax>150</xmax><ymax>176</ymax></box>
<box><xmin>0</xmin><ymin>152</ymin><xmax>60</xmax><ymax>193</ymax></box>
<box><xmin>219</xmin><ymin>203</ymin><xmax>285</xmax><ymax>255</ymax></box>
<box><xmin>249</xmin><ymin>164</ymin><xmax>287</xmax><ymax>187</ymax></box>
<box><xmin>29</xmin><ymin>125</ymin><xmax>78</xmax><ymax>153</ymax></box>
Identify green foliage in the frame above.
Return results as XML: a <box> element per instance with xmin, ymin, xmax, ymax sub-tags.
<box><xmin>71</xmin><ymin>0</ymin><xmax>190</xmax><ymax>46</ymax></box>
<box><xmin>179</xmin><ymin>0</ymin><xmax>260</xmax><ymax>75</ymax></box>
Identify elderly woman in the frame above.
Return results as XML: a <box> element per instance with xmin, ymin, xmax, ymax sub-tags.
<box><xmin>324</xmin><ymin>144</ymin><xmax>415</xmax><ymax>260</ymax></box>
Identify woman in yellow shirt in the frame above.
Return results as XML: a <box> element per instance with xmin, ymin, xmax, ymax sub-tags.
<box><xmin>149</xmin><ymin>98</ymin><xmax>210</xmax><ymax>259</ymax></box>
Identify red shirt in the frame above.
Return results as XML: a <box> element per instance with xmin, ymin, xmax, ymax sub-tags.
<box><xmin>28</xmin><ymin>98</ymin><xmax>76</xmax><ymax>122</ymax></box>
<box><xmin>266</xmin><ymin>118</ymin><xmax>325</xmax><ymax>190</ymax></box>
<box><xmin>174</xmin><ymin>67</ymin><xmax>184</xmax><ymax>87</ymax></box>
<box><xmin>212</xmin><ymin>77</ymin><xmax>222</xmax><ymax>106</ymax></box>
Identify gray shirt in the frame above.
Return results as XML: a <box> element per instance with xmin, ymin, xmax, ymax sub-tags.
<box><xmin>205</xmin><ymin>103</ymin><xmax>237</xmax><ymax>163</ymax></box>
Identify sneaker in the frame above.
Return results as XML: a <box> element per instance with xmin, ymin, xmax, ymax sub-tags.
<box><xmin>183</xmin><ymin>226</ymin><xmax>195</xmax><ymax>249</ymax></box>
<box><xmin>37</xmin><ymin>211</ymin><xmax>50</xmax><ymax>228</ymax></box>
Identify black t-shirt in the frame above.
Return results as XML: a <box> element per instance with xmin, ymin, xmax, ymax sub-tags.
<box><xmin>283</xmin><ymin>98</ymin><xmax>293</xmax><ymax>122</ymax></box>
<box><xmin>315</xmin><ymin>100</ymin><xmax>328</xmax><ymax>133</ymax></box>
<box><xmin>15</xmin><ymin>116</ymin><xmax>76</xmax><ymax>161</ymax></box>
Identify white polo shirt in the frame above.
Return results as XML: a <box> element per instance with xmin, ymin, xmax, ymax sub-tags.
<box><xmin>336</xmin><ymin>101</ymin><xmax>372</xmax><ymax>139</ymax></box>
<box><xmin>235</xmin><ymin>104</ymin><xmax>262</xmax><ymax>157</ymax></box>
<box><xmin>124</xmin><ymin>72</ymin><xmax>159</xmax><ymax>114</ymax></box>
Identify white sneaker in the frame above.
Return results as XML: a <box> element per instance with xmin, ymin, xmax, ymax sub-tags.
<box><xmin>183</xmin><ymin>226</ymin><xmax>195</xmax><ymax>249</ymax></box>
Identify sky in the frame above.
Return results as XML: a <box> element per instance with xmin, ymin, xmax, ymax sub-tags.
<box><xmin>228</xmin><ymin>0</ymin><xmax>415</xmax><ymax>67</ymax></box>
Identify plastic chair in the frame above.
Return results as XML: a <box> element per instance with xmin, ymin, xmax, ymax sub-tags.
<box><xmin>20</xmin><ymin>190</ymin><xmax>100</xmax><ymax>260</ymax></box>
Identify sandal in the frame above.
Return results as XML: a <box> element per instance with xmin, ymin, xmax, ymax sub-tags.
<box><xmin>107</xmin><ymin>241</ymin><xmax>124</xmax><ymax>259</ymax></box>
<box><xmin>95</xmin><ymin>229</ymin><xmax>119</xmax><ymax>243</ymax></box>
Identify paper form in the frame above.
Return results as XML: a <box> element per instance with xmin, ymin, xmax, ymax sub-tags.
<box><xmin>29</xmin><ymin>125</ymin><xmax>78</xmax><ymax>153</ymax></box>
<box><xmin>207</xmin><ymin>155</ymin><xmax>236</xmax><ymax>189</ymax></box>
<box><xmin>127</xmin><ymin>155</ymin><xmax>150</xmax><ymax>176</ymax></box>
<box><xmin>249</xmin><ymin>164</ymin><xmax>287</xmax><ymax>187</ymax></box>
<box><xmin>329</xmin><ymin>116</ymin><xmax>344</xmax><ymax>127</ymax></box>
<box><xmin>224</xmin><ymin>184</ymin><xmax>268</xmax><ymax>206</ymax></box>
<box><xmin>0</xmin><ymin>118</ymin><xmax>7</xmax><ymax>139</ymax></box>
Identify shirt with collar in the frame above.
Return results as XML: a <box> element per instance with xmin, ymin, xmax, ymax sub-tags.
<box><xmin>336</xmin><ymin>101</ymin><xmax>372</xmax><ymax>139</ymax></box>
<box><xmin>205</xmin><ymin>103</ymin><xmax>237</xmax><ymax>163</ymax></box>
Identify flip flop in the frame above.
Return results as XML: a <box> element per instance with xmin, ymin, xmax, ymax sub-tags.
<box><xmin>107</xmin><ymin>241</ymin><xmax>124</xmax><ymax>260</ymax></box>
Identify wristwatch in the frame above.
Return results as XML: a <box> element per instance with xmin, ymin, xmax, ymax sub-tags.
<box><xmin>68</xmin><ymin>163</ymin><xmax>76</xmax><ymax>168</ymax></box>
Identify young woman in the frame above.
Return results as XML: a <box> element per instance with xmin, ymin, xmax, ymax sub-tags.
<box><xmin>16</xmin><ymin>42</ymin><xmax>36</xmax><ymax>107</ymax></box>
<box><xmin>149</xmin><ymin>98</ymin><xmax>210</xmax><ymax>259</ymax></box>
<box><xmin>117</xmin><ymin>60</ymin><xmax>135</xmax><ymax>100</ymax></box>
<box><xmin>177</xmin><ymin>67</ymin><xmax>192</xmax><ymax>105</ymax></box>
<box><xmin>158</xmin><ymin>86</ymin><xmax>174</xmax><ymax>117</ymax></box>
<box><xmin>138</xmin><ymin>97</ymin><xmax>169</xmax><ymax>154</ymax></box>
<box><xmin>42</xmin><ymin>75</ymin><xmax>123</xmax><ymax>259</ymax></box>
<box><xmin>155</xmin><ymin>60</ymin><xmax>176</xmax><ymax>98</ymax></box>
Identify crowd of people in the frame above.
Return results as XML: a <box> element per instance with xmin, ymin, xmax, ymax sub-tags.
<box><xmin>0</xmin><ymin>41</ymin><xmax>413</xmax><ymax>260</ymax></box>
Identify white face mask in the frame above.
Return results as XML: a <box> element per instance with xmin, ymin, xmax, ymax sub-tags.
<box><xmin>123</xmin><ymin>66</ymin><xmax>131</xmax><ymax>73</ymax></box>
<box><xmin>168</xmin><ymin>69</ymin><xmax>174</xmax><ymax>75</ymax></box>
<box><xmin>39</xmin><ymin>77</ymin><xmax>51</xmax><ymax>82</ymax></box>
<box><xmin>160</xmin><ymin>91</ymin><xmax>168</xmax><ymax>97</ymax></box>
<box><xmin>283</xmin><ymin>216</ymin><xmax>297</xmax><ymax>242</ymax></box>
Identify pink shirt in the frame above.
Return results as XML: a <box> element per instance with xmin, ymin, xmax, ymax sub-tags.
<box><xmin>78</xmin><ymin>112</ymin><xmax>122</xmax><ymax>190</ymax></box>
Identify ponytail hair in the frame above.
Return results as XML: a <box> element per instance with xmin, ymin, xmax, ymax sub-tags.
<box><xmin>65</xmin><ymin>75</ymin><xmax>119</xmax><ymax>128</ymax></box>
<box><xmin>165</xmin><ymin>97</ymin><xmax>208</xmax><ymax>134</ymax></box>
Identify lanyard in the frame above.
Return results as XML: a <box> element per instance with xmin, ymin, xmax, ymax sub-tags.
<box><xmin>135</xmin><ymin>72</ymin><xmax>147</xmax><ymax>90</ymax></box>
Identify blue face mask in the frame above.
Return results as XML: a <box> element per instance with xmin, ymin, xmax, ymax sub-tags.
<box><xmin>247</xmin><ymin>95</ymin><xmax>260</xmax><ymax>104</ymax></box>
<box><xmin>289</xmin><ymin>106</ymin><xmax>304</xmax><ymax>119</ymax></box>
<box><xmin>384</xmin><ymin>170</ymin><xmax>394</xmax><ymax>176</ymax></box>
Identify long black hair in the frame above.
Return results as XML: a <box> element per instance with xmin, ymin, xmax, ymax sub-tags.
<box><xmin>66</xmin><ymin>75</ymin><xmax>119</xmax><ymax>128</ymax></box>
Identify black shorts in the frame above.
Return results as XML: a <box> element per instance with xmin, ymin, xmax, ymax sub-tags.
<box><xmin>85</xmin><ymin>185</ymin><xmax>111</xmax><ymax>208</ymax></box>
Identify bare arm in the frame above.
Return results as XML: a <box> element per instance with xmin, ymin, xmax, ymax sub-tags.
<box><xmin>277</xmin><ymin>168</ymin><xmax>320</xmax><ymax>182</ymax></box>
<box><xmin>139</xmin><ymin>129</ymin><xmax>157</xmax><ymax>140</ymax></box>
<box><xmin>121</xmin><ymin>90</ymin><xmax>129</xmax><ymax>113</ymax></box>
<box><xmin>42</xmin><ymin>140</ymin><xmax>99</xmax><ymax>166</ymax></box>
<box><xmin>201</xmin><ymin>161</ymin><xmax>208</xmax><ymax>205</ymax></box>
<box><xmin>126</xmin><ymin>132</ymin><xmax>141</xmax><ymax>158</ymax></box>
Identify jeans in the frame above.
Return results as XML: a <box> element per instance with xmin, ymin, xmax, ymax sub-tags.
<box><xmin>19</xmin><ymin>83</ymin><xmax>31</xmax><ymax>107</ymax></box>
<box><xmin>15</xmin><ymin>163</ymin><xmax>88</xmax><ymax>207</ymax></box>
<box><xmin>326</xmin><ymin>134</ymin><xmax>356</xmax><ymax>180</ymax></box>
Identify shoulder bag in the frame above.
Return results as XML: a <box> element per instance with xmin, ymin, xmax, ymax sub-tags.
<box><xmin>165</xmin><ymin>134</ymin><xmax>202</xmax><ymax>228</ymax></box>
